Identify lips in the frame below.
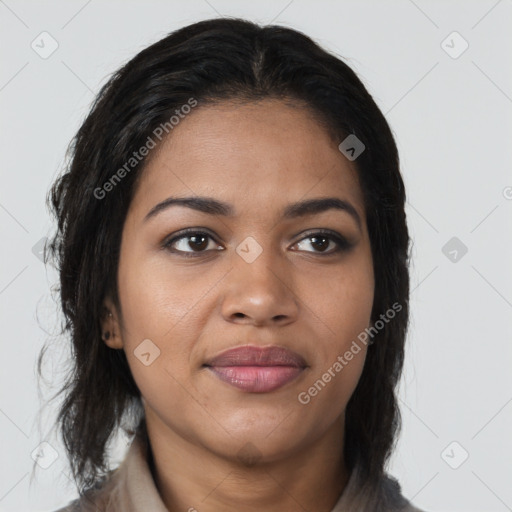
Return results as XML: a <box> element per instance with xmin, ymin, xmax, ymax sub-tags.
<box><xmin>204</xmin><ymin>345</ymin><xmax>307</xmax><ymax>393</ymax></box>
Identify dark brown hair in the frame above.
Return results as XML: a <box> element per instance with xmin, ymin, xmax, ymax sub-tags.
<box><xmin>39</xmin><ymin>17</ymin><xmax>411</xmax><ymax>497</ymax></box>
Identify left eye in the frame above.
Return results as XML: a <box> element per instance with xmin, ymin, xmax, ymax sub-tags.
<box><xmin>163</xmin><ymin>231</ymin><xmax>222</xmax><ymax>257</ymax></box>
<box><xmin>293</xmin><ymin>231</ymin><xmax>352</xmax><ymax>254</ymax></box>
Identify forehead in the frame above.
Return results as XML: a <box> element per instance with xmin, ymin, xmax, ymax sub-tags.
<box><xmin>129</xmin><ymin>99</ymin><xmax>366</xmax><ymax>223</ymax></box>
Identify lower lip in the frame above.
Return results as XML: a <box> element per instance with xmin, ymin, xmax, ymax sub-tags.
<box><xmin>207</xmin><ymin>365</ymin><xmax>304</xmax><ymax>393</ymax></box>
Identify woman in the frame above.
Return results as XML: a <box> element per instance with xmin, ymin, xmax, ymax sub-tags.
<box><xmin>42</xmin><ymin>17</ymin><xmax>423</xmax><ymax>512</ymax></box>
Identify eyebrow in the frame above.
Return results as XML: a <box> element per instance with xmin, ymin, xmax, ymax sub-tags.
<box><xmin>144</xmin><ymin>196</ymin><xmax>362</xmax><ymax>230</ymax></box>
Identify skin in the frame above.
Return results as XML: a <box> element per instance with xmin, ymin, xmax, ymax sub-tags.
<box><xmin>102</xmin><ymin>98</ymin><xmax>375</xmax><ymax>512</ymax></box>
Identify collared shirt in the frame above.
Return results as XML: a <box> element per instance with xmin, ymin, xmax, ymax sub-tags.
<box><xmin>54</xmin><ymin>434</ymin><xmax>425</xmax><ymax>512</ymax></box>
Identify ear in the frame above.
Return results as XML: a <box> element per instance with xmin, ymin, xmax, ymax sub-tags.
<box><xmin>100</xmin><ymin>296</ymin><xmax>124</xmax><ymax>349</ymax></box>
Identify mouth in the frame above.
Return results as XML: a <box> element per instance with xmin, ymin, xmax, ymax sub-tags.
<box><xmin>203</xmin><ymin>345</ymin><xmax>308</xmax><ymax>393</ymax></box>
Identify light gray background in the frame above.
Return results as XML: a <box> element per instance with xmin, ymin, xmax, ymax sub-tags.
<box><xmin>1</xmin><ymin>1</ymin><xmax>511</xmax><ymax>511</ymax></box>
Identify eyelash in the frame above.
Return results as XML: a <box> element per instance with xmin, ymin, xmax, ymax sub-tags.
<box><xmin>162</xmin><ymin>228</ymin><xmax>353</xmax><ymax>258</ymax></box>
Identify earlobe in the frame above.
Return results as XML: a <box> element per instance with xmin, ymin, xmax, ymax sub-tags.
<box><xmin>100</xmin><ymin>298</ymin><xmax>124</xmax><ymax>349</ymax></box>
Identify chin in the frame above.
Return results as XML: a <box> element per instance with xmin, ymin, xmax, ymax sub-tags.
<box><xmin>196</xmin><ymin>408</ymin><xmax>315</xmax><ymax>463</ymax></box>
<box><xmin>209</xmin><ymin>432</ymin><xmax>305</xmax><ymax>467</ymax></box>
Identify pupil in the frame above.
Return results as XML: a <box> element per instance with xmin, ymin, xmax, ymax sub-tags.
<box><xmin>190</xmin><ymin>235</ymin><xmax>207</xmax><ymax>251</ymax></box>
<box><xmin>312</xmin><ymin>236</ymin><xmax>328</xmax><ymax>251</ymax></box>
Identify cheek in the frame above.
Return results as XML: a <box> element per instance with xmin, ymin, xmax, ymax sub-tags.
<box><xmin>296</xmin><ymin>347</ymin><xmax>366</xmax><ymax>439</ymax></box>
<box><xmin>296</xmin><ymin>271</ymin><xmax>372</xmax><ymax>427</ymax></box>
<box><xmin>304</xmin><ymin>252</ymin><xmax>374</xmax><ymax>351</ymax></box>
<box><xmin>116</xmin><ymin>249</ymin><xmax>218</xmax><ymax>409</ymax></box>
<box><xmin>294</xmin><ymin>251</ymin><xmax>373</xmax><ymax>416</ymax></box>
<box><xmin>117</xmin><ymin>259</ymin><xmax>184</xmax><ymax>332</ymax></box>
<box><xmin>116</xmin><ymin>246</ymin><xmax>211</xmax><ymax>345</ymax></box>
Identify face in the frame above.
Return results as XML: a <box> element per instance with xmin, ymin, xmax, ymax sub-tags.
<box><xmin>102</xmin><ymin>99</ymin><xmax>374</xmax><ymax>464</ymax></box>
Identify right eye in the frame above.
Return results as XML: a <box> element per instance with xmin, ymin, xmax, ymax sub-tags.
<box><xmin>162</xmin><ymin>229</ymin><xmax>224</xmax><ymax>258</ymax></box>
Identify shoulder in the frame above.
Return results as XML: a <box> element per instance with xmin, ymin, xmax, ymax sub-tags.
<box><xmin>402</xmin><ymin>503</ymin><xmax>428</xmax><ymax>512</ymax></box>
<box><xmin>51</xmin><ymin>470</ymin><xmax>119</xmax><ymax>512</ymax></box>
<box><xmin>50</xmin><ymin>432</ymin><xmax>152</xmax><ymax>512</ymax></box>
<box><xmin>402</xmin><ymin>504</ymin><xmax>428</xmax><ymax>512</ymax></box>
<box><xmin>331</xmin><ymin>464</ymin><xmax>428</xmax><ymax>512</ymax></box>
<box><xmin>52</xmin><ymin>501</ymin><xmax>81</xmax><ymax>512</ymax></box>
<box><xmin>381</xmin><ymin>473</ymin><xmax>427</xmax><ymax>512</ymax></box>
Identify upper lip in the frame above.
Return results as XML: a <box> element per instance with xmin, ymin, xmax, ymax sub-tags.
<box><xmin>204</xmin><ymin>345</ymin><xmax>307</xmax><ymax>368</ymax></box>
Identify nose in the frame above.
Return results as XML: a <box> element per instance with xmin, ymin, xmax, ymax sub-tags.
<box><xmin>221</xmin><ymin>243</ymin><xmax>299</xmax><ymax>327</ymax></box>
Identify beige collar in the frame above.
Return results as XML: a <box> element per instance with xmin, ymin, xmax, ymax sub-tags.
<box><xmin>70</xmin><ymin>434</ymin><xmax>420</xmax><ymax>512</ymax></box>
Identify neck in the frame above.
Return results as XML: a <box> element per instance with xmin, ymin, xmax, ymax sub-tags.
<box><xmin>144</xmin><ymin>412</ymin><xmax>349</xmax><ymax>512</ymax></box>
